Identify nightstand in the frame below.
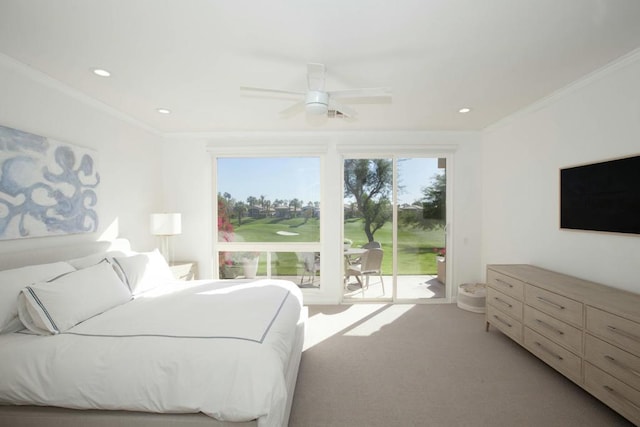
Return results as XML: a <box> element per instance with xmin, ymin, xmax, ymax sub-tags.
<box><xmin>169</xmin><ymin>261</ymin><xmax>198</xmax><ymax>281</ymax></box>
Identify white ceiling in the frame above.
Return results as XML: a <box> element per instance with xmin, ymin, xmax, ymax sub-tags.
<box><xmin>1</xmin><ymin>0</ymin><xmax>640</xmax><ymax>134</ymax></box>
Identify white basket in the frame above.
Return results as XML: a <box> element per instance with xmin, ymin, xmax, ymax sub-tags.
<box><xmin>457</xmin><ymin>283</ymin><xmax>486</xmax><ymax>313</ymax></box>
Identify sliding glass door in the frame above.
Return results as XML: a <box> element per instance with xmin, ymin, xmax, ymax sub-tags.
<box><xmin>343</xmin><ymin>156</ymin><xmax>447</xmax><ymax>302</ymax></box>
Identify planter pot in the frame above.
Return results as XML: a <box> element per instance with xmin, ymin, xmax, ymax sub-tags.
<box><xmin>242</xmin><ymin>257</ymin><xmax>259</xmax><ymax>279</ymax></box>
<box><xmin>436</xmin><ymin>257</ymin><xmax>446</xmax><ymax>284</ymax></box>
<box><xmin>344</xmin><ymin>243</ymin><xmax>352</xmax><ymax>251</ymax></box>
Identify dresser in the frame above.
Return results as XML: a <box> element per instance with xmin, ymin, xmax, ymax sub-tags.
<box><xmin>486</xmin><ymin>264</ymin><xmax>640</xmax><ymax>425</ymax></box>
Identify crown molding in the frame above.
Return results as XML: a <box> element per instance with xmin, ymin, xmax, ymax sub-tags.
<box><xmin>485</xmin><ymin>47</ymin><xmax>640</xmax><ymax>133</ymax></box>
<box><xmin>0</xmin><ymin>52</ymin><xmax>161</xmax><ymax>137</ymax></box>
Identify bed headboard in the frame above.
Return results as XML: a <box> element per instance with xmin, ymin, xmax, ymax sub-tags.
<box><xmin>0</xmin><ymin>238</ymin><xmax>131</xmax><ymax>271</ymax></box>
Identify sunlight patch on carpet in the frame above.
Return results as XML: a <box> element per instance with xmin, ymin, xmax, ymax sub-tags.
<box><xmin>343</xmin><ymin>304</ymin><xmax>414</xmax><ymax>337</ymax></box>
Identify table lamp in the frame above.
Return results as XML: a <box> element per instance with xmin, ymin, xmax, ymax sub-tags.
<box><xmin>150</xmin><ymin>213</ymin><xmax>182</xmax><ymax>263</ymax></box>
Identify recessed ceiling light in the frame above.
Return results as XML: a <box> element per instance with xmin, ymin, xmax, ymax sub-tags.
<box><xmin>458</xmin><ymin>107</ymin><xmax>471</xmax><ymax>113</ymax></box>
<box><xmin>92</xmin><ymin>68</ymin><xmax>111</xmax><ymax>77</ymax></box>
<box><xmin>156</xmin><ymin>108</ymin><xmax>171</xmax><ymax>114</ymax></box>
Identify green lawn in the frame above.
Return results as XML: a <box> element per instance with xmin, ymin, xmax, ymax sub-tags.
<box><xmin>225</xmin><ymin>216</ymin><xmax>444</xmax><ymax>275</ymax></box>
<box><xmin>344</xmin><ymin>219</ymin><xmax>445</xmax><ymax>274</ymax></box>
<box><xmin>230</xmin><ymin>216</ymin><xmax>320</xmax><ymax>242</ymax></box>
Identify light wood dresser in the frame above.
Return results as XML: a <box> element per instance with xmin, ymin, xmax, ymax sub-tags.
<box><xmin>486</xmin><ymin>264</ymin><xmax>640</xmax><ymax>425</ymax></box>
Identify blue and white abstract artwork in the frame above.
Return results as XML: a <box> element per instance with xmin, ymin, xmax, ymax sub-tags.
<box><xmin>0</xmin><ymin>125</ymin><xmax>100</xmax><ymax>240</ymax></box>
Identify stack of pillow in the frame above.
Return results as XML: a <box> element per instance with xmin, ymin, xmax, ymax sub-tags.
<box><xmin>0</xmin><ymin>249</ymin><xmax>175</xmax><ymax>336</ymax></box>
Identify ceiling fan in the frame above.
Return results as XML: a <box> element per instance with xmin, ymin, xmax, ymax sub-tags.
<box><xmin>240</xmin><ymin>63</ymin><xmax>391</xmax><ymax>118</ymax></box>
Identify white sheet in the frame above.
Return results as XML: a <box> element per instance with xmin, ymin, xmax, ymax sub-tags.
<box><xmin>0</xmin><ymin>279</ymin><xmax>303</xmax><ymax>427</ymax></box>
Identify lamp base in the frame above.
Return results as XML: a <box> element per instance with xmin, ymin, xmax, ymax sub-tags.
<box><xmin>158</xmin><ymin>236</ymin><xmax>174</xmax><ymax>264</ymax></box>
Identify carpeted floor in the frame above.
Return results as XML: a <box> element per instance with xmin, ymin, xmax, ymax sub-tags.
<box><xmin>289</xmin><ymin>303</ymin><xmax>633</xmax><ymax>426</ymax></box>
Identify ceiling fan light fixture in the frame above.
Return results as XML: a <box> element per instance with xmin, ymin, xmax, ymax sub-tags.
<box><xmin>305</xmin><ymin>91</ymin><xmax>329</xmax><ymax>115</ymax></box>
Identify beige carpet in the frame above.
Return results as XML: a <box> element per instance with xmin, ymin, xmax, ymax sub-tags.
<box><xmin>289</xmin><ymin>303</ymin><xmax>633</xmax><ymax>426</ymax></box>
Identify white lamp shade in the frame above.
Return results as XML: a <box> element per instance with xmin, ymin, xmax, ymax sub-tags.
<box><xmin>150</xmin><ymin>213</ymin><xmax>182</xmax><ymax>236</ymax></box>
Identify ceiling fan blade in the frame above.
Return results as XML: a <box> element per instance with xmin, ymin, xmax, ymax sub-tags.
<box><xmin>328</xmin><ymin>99</ymin><xmax>357</xmax><ymax>118</ymax></box>
<box><xmin>279</xmin><ymin>100</ymin><xmax>306</xmax><ymax>117</ymax></box>
<box><xmin>240</xmin><ymin>86</ymin><xmax>305</xmax><ymax>96</ymax></box>
<box><xmin>328</xmin><ymin>87</ymin><xmax>392</xmax><ymax>99</ymax></box>
<box><xmin>307</xmin><ymin>63</ymin><xmax>326</xmax><ymax>91</ymax></box>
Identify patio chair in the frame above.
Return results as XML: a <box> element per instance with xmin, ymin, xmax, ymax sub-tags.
<box><xmin>346</xmin><ymin>248</ymin><xmax>384</xmax><ymax>294</ymax></box>
<box><xmin>350</xmin><ymin>240</ymin><xmax>381</xmax><ymax>264</ymax></box>
<box><xmin>299</xmin><ymin>252</ymin><xmax>320</xmax><ymax>286</ymax></box>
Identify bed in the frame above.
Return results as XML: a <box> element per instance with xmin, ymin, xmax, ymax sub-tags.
<box><xmin>0</xmin><ymin>239</ymin><xmax>306</xmax><ymax>427</ymax></box>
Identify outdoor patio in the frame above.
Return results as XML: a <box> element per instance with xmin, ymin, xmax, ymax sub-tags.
<box><xmin>343</xmin><ymin>274</ymin><xmax>446</xmax><ymax>300</ymax></box>
<box><xmin>271</xmin><ymin>273</ymin><xmax>446</xmax><ymax>300</ymax></box>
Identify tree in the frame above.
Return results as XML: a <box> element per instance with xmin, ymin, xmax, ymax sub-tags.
<box><xmin>344</xmin><ymin>159</ymin><xmax>393</xmax><ymax>242</ymax></box>
<box><xmin>264</xmin><ymin>199</ymin><xmax>271</xmax><ymax>218</ymax></box>
<box><xmin>222</xmin><ymin>192</ymin><xmax>234</xmax><ymax>221</ymax></box>
<box><xmin>401</xmin><ymin>172</ymin><xmax>446</xmax><ymax>230</ymax></box>
<box><xmin>234</xmin><ymin>201</ymin><xmax>247</xmax><ymax>225</ymax></box>
<box><xmin>289</xmin><ymin>198</ymin><xmax>302</xmax><ymax>217</ymax></box>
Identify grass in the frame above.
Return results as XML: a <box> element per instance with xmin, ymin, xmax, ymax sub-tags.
<box><xmin>344</xmin><ymin>219</ymin><xmax>445</xmax><ymax>274</ymax></box>
<box><xmin>225</xmin><ymin>216</ymin><xmax>445</xmax><ymax>275</ymax></box>
<box><xmin>230</xmin><ymin>216</ymin><xmax>320</xmax><ymax>242</ymax></box>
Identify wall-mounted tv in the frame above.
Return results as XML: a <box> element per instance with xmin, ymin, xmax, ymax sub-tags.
<box><xmin>560</xmin><ymin>155</ymin><xmax>640</xmax><ymax>235</ymax></box>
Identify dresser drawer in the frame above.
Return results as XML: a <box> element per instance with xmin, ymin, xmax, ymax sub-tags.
<box><xmin>525</xmin><ymin>306</ymin><xmax>582</xmax><ymax>355</ymax></box>
<box><xmin>487</xmin><ymin>270</ymin><xmax>524</xmax><ymax>299</ymax></box>
<box><xmin>487</xmin><ymin>287</ymin><xmax>523</xmax><ymax>321</ymax></box>
<box><xmin>525</xmin><ymin>285</ymin><xmax>583</xmax><ymax>328</ymax></box>
<box><xmin>585</xmin><ymin>334</ymin><xmax>640</xmax><ymax>392</ymax></box>
<box><xmin>524</xmin><ymin>328</ymin><xmax>581</xmax><ymax>384</ymax></box>
<box><xmin>487</xmin><ymin>304</ymin><xmax>522</xmax><ymax>343</ymax></box>
<box><xmin>586</xmin><ymin>306</ymin><xmax>640</xmax><ymax>356</ymax></box>
<box><xmin>584</xmin><ymin>362</ymin><xmax>640</xmax><ymax>426</ymax></box>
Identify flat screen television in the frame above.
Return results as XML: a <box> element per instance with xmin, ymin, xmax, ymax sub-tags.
<box><xmin>560</xmin><ymin>155</ymin><xmax>640</xmax><ymax>235</ymax></box>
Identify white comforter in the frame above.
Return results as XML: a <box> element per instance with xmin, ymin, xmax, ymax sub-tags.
<box><xmin>0</xmin><ymin>279</ymin><xmax>304</xmax><ymax>427</ymax></box>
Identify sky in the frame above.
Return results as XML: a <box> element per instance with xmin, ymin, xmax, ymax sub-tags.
<box><xmin>217</xmin><ymin>157</ymin><xmax>443</xmax><ymax>205</ymax></box>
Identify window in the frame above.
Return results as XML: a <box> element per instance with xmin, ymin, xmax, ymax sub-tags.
<box><xmin>215</xmin><ymin>157</ymin><xmax>321</xmax><ymax>287</ymax></box>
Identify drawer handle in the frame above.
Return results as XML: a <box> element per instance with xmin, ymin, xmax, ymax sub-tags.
<box><xmin>495</xmin><ymin>278</ymin><xmax>513</xmax><ymax>288</ymax></box>
<box><xmin>607</xmin><ymin>325</ymin><xmax>640</xmax><ymax>343</ymax></box>
<box><xmin>492</xmin><ymin>314</ymin><xmax>512</xmax><ymax>328</ymax></box>
<box><xmin>534</xmin><ymin>341</ymin><xmax>563</xmax><ymax>361</ymax></box>
<box><xmin>493</xmin><ymin>297</ymin><xmax>513</xmax><ymax>308</ymax></box>
<box><xmin>604</xmin><ymin>355</ymin><xmax>640</xmax><ymax>378</ymax></box>
<box><xmin>603</xmin><ymin>385</ymin><xmax>640</xmax><ymax>411</ymax></box>
<box><xmin>536</xmin><ymin>296</ymin><xmax>565</xmax><ymax>310</ymax></box>
<box><xmin>535</xmin><ymin>319</ymin><xmax>564</xmax><ymax>336</ymax></box>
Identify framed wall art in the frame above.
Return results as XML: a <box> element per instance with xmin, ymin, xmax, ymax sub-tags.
<box><xmin>0</xmin><ymin>124</ymin><xmax>100</xmax><ymax>240</ymax></box>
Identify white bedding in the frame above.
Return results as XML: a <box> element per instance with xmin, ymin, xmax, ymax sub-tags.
<box><xmin>0</xmin><ymin>278</ymin><xmax>303</xmax><ymax>427</ymax></box>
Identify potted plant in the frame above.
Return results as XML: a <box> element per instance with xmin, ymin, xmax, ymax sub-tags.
<box><xmin>343</xmin><ymin>238</ymin><xmax>353</xmax><ymax>251</ymax></box>
<box><xmin>220</xmin><ymin>258</ymin><xmax>242</xmax><ymax>279</ymax></box>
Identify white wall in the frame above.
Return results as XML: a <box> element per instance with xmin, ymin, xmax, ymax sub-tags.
<box><xmin>0</xmin><ymin>54</ymin><xmax>164</xmax><ymax>256</ymax></box>
<box><xmin>482</xmin><ymin>51</ymin><xmax>640</xmax><ymax>292</ymax></box>
<box><xmin>163</xmin><ymin>131</ymin><xmax>483</xmax><ymax>304</ymax></box>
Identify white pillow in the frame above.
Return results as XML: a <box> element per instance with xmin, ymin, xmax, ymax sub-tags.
<box><xmin>17</xmin><ymin>260</ymin><xmax>132</xmax><ymax>335</ymax></box>
<box><xmin>113</xmin><ymin>249</ymin><xmax>175</xmax><ymax>295</ymax></box>
<box><xmin>67</xmin><ymin>250</ymin><xmax>131</xmax><ymax>282</ymax></box>
<box><xmin>0</xmin><ymin>261</ymin><xmax>76</xmax><ymax>334</ymax></box>
<box><xmin>67</xmin><ymin>250</ymin><xmax>130</xmax><ymax>270</ymax></box>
